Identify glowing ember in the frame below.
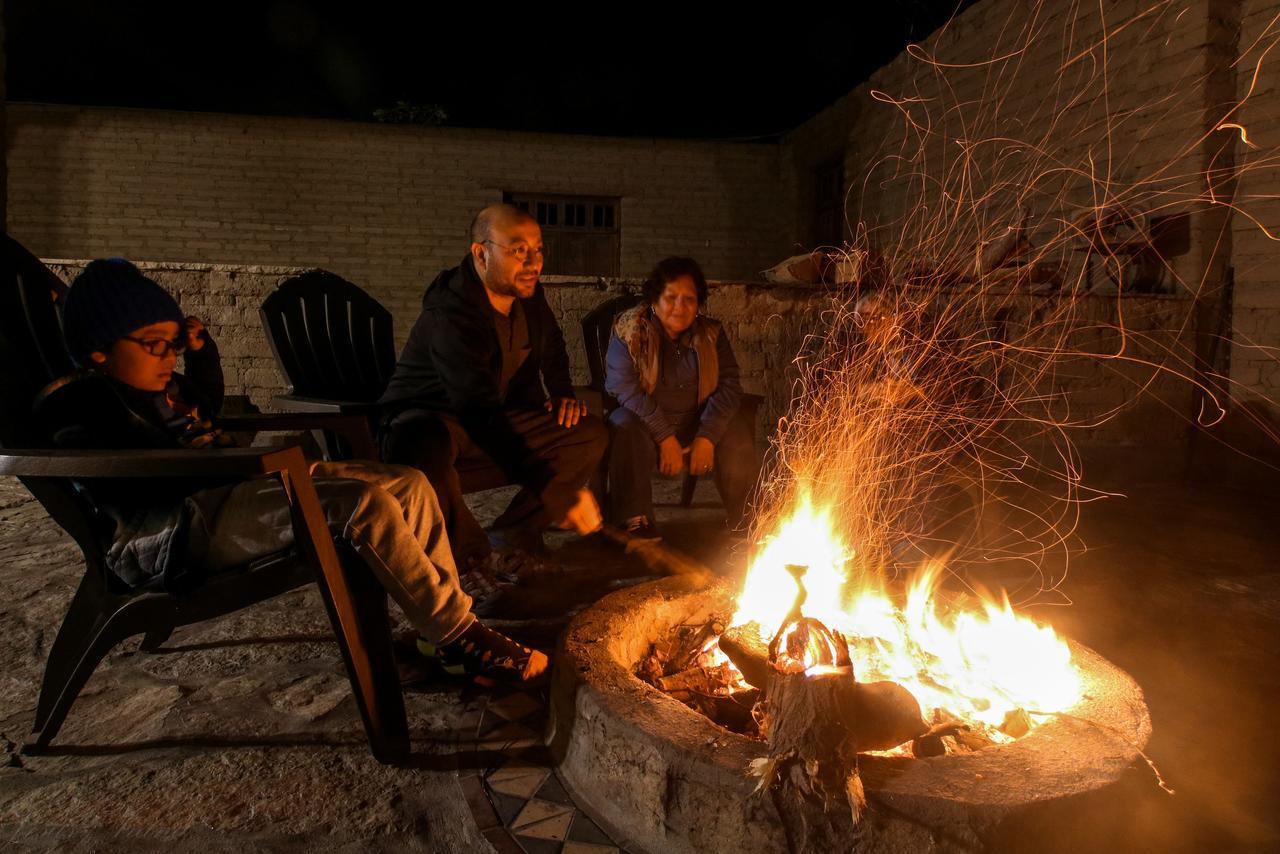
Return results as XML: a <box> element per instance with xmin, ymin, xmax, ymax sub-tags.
<box><xmin>730</xmin><ymin>493</ymin><xmax>1082</xmax><ymax>738</ymax></box>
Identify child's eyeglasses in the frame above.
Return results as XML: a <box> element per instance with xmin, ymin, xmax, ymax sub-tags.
<box><xmin>121</xmin><ymin>335</ymin><xmax>187</xmax><ymax>357</ymax></box>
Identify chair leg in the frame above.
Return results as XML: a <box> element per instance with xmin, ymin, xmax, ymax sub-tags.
<box><xmin>31</xmin><ymin>573</ymin><xmax>111</xmax><ymax>738</ymax></box>
<box><xmin>30</xmin><ymin>598</ymin><xmax>155</xmax><ymax>749</ymax></box>
<box><xmin>139</xmin><ymin>625</ymin><xmax>174</xmax><ymax>652</ymax></box>
<box><xmin>317</xmin><ymin>548</ymin><xmax>409</xmax><ymax>765</ymax></box>
<box><xmin>680</xmin><ymin>474</ymin><xmax>699</xmax><ymax>508</ymax></box>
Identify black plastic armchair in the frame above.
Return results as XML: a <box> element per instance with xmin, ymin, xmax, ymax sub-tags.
<box><xmin>259</xmin><ymin>270</ymin><xmax>510</xmax><ymax>490</ymax></box>
<box><xmin>0</xmin><ymin>236</ymin><xmax>408</xmax><ymax>762</ymax></box>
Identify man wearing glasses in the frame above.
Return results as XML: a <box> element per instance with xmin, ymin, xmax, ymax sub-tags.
<box><xmin>379</xmin><ymin>204</ymin><xmax>606</xmax><ymax>606</ymax></box>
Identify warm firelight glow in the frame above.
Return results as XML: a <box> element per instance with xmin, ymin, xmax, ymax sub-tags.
<box><xmin>731</xmin><ymin>493</ymin><xmax>1083</xmax><ymax>736</ymax></box>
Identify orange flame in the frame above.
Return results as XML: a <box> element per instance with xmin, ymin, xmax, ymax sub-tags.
<box><xmin>731</xmin><ymin>492</ymin><xmax>1082</xmax><ymax>737</ymax></box>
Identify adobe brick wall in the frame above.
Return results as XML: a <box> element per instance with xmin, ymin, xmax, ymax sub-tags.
<box><xmin>1232</xmin><ymin>0</ymin><xmax>1280</xmax><ymax>404</ymax></box>
<box><xmin>9</xmin><ymin>103</ymin><xmax>788</xmax><ymax>332</ymax></box>
<box><xmin>41</xmin><ymin>259</ymin><xmax>829</xmax><ymax>438</ymax></box>
<box><xmin>44</xmin><ymin>257</ymin><xmax>1187</xmax><ymax>475</ymax></box>
<box><xmin>782</xmin><ymin>0</ymin><xmax>1278</xmax><ymax>464</ymax></box>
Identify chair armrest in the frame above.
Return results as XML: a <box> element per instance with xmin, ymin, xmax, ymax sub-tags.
<box><xmin>218</xmin><ymin>412</ymin><xmax>378</xmax><ymax>460</ymax></box>
<box><xmin>0</xmin><ymin>446</ymin><xmax>311</xmax><ymax>479</ymax></box>
<box><xmin>271</xmin><ymin>394</ymin><xmax>381</xmax><ymax>415</ymax></box>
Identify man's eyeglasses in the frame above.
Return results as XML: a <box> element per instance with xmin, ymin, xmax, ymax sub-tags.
<box><xmin>483</xmin><ymin>239</ymin><xmax>547</xmax><ymax>263</ymax></box>
<box><xmin>122</xmin><ymin>335</ymin><xmax>187</xmax><ymax>357</ymax></box>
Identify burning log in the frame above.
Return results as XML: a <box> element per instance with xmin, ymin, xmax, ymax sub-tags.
<box><xmin>720</xmin><ymin>621</ymin><xmax>927</xmax><ymax>752</ymax></box>
<box><xmin>657</xmin><ymin>662</ymin><xmax>735</xmax><ymax>695</ymax></box>
<box><xmin>718</xmin><ymin>622</ymin><xmax>771</xmax><ymax>689</ymax></box>
<box><xmin>756</xmin><ymin>663</ymin><xmax>866</xmax><ymax>851</ymax></box>
<box><xmin>750</xmin><ymin>564</ymin><xmax>867</xmax><ymax>850</ymax></box>
<box><xmin>851</xmin><ymin>680</ymin><xmax>928</xmax><ymax>752</ymax></box>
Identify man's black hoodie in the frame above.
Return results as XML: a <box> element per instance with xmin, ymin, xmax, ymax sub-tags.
<box><xmin>379</xmin><ymin>256</ymin><xmax>577</xmax><ymax>514</ymax></box>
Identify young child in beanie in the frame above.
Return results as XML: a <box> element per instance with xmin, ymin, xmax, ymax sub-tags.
<box><xmin>36</xmin><ymin>258</ymin><xmax>544</xmax><ymax>685</ymax></box>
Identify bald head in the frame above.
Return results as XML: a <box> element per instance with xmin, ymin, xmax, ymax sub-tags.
<box><xmin>469</xmin><ymin>203</ymin><xmax>538</xmax><ymax>245</ymax></box>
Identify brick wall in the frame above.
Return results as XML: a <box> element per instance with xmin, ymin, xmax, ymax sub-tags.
<box><xmin>10</xmin><ymin>103</ymin><xmax>787</xmax><ymax>341</ymax></box>
<box><xmin>42</xmin><ymin>259</ymin><xmax>829</xmax><ymax>436</ymax></box>
<box><xmin>781</xmin><ymin>0</ymin><xmax>1279</xmax><ymax>468</ymax></box>
<box><xmin>1232</xmin><ymin>0</ymin><xmax>1280</xmax><ymax>404</ymax></box>
<box><xmin>45</xmin><ymin>258</ymin><xmax>1186</xmax><ymax>474</ymax></box>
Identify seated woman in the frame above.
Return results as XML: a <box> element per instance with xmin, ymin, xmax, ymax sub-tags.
<box><xmin>604</xmin><ymin>256</ymin><xmax>760</xmax><ymax>538</ymax></box>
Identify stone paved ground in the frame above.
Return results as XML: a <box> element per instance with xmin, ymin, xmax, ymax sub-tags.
<box><xmin>0</xmin><ymin>474</ymin><xmax>737</xmax><ymax>853</ymax></box>
<box><xmin>0</xmin><ymin>471</ymin><xmax>1277</xmax><ymax>852</ymax></box>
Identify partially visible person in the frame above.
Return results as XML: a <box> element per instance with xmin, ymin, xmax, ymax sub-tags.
<box><xmin>604</xmin><ymin>256</ymin><xmax>760</xmax><ymax>538</ymax></box>
<box><xmin>38</xmin><ymin>258</ymin><xmax>546</xmax><ymax>685</ymax></box>
<box><xmin>379</xmin><ymin>204</ymin><xmax>606</xmax><ymax>588</ymax></box>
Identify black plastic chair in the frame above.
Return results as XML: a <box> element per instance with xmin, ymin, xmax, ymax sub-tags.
<box><xmin>580</xmin><ymin>294</ymin><xmax>762</xmax><ymax>509</ymax></box>
<box><xmin>260</xmin><ymin>271</ymin><xmax>510</xmax><ymax>491</ymax></box>
<box><xmin>0</xmin><ymin>237</ymin><xmax>408</xmax><ymax>762</ymax></box>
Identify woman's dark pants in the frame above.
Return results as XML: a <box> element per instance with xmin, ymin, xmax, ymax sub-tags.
<box><xmin>606</xmin><ymin>405</ymin><xmax>759</xmax><ymax>529</ymax></box>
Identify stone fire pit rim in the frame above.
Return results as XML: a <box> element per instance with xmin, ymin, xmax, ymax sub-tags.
<box><xmin>550</xmin><ymin>574</ymin><xmax>1154</xmax><ymax>854</ymax></box>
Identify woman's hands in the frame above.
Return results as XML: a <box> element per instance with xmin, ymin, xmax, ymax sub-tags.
<box><xmin>659</xmin><ymin>436</ymin><xmax>715</xmax><ymax>476</ymax></box>
<box><xmin>688</xmin><ymin>436</ymin><xmax>715</xmax><ymax>476</ymax></box>
<box><xmin>658</xmin><ymin>435</ymin><xmax>685</xmax><ymax>476</ymax></box>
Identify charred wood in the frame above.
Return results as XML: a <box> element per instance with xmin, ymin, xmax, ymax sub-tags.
<box><xmin>754</xmin><ymin>666</ymin><xmax>866</xmax><ymax>851</ymax></box>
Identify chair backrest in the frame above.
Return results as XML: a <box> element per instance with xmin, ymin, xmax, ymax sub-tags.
<box><xmin>580</xmin><ymin>294</ymin><xmax>642</xmax><ymax>407</ymax></box>
<box><xmin>0</xmin><ymin>235</ymin><xmax>112</xmax><ymax>574</ymax></box>
<box><xmin>0</xmin><ymin>235</ymin><xmax>75</xmax><ymax>450</ymax></box>
<box><xmin>260</xmin><ymin>271</ymin><xmax>396</xmax><ymax>402</ymax></box>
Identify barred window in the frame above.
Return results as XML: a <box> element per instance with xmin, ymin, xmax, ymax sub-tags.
<box><xmin>504</xmin><ymin>192</ymin><xmax>621</xmax><ymax>277</ymax></box>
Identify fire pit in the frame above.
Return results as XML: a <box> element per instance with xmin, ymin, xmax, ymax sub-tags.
<box><xmin>550</xmin><ymin>574</ymin><xmax>1152</xmax><ymax>854</ymax></box>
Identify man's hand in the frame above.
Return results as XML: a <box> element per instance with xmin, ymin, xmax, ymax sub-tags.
<box><xmin>545</xmin><ymin>396</ymin><xmax>587</xmax><ymax>428</ymax></box>
<box><xmin>185</xmin><ymin>316</ymin><xmax>207</xmax><ymax>351</ymax></box>
<box><xmin>689</xmin><ymin>436</ymin><xmax>715</xmax><ymax>476</ymax></box>
<box><xmin>556</xmin><ymin>487</ymin><xmax>603</xmax><ymax>535</ymax></box>
<box><xmin>658</xmin><ymin>435</ymin><xmax>685</xmax><ymax>476</ymax></box>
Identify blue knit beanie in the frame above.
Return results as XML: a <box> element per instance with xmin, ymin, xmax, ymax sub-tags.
<box><xmin>62</xmin><ymin>258</ymin><xmax>185</xmax><ymax>367</ymax></box>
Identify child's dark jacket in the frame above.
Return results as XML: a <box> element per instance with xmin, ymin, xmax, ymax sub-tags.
<box><xmin>32</xmin><ymin>339</ymin><xmax>235</xmax><ymax>589</ymax></box>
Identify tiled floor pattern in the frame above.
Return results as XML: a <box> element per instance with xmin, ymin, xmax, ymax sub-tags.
<box><xmin>454</xmin><ymin>478</ymin><xmax>730</xmax><ymax>852</ymax></box>
<box><xmin>457</xmin><ymin>687</ymin><xmax>631</xmax><ymax>854</ymax></box>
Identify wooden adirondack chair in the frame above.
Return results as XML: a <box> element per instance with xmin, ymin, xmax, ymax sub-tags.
<box><xmin>580</xmin><ymin>294</ymin><xmax>763</xmax><ymax>509</ymax></box>
<box><xmin>259</xmin><ymin>270</ymin><xmax>508</xmax><ymax>491</ymax></box>
<box><xmin>0</xmin><ymin>237</ymin><xmax>408</xmax><ymax>762</ymax></box>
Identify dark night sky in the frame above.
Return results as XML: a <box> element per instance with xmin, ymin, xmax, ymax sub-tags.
<box><xmin>6</xmin><ymin>1</ymin><xmax>974</xmax><ymax>138</ymax></box>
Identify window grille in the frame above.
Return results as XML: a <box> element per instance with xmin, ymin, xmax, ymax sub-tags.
<box><xmin>504</xmin><ymin>192</ymin><xmax>621</xmax><ymax>277</ymax></box>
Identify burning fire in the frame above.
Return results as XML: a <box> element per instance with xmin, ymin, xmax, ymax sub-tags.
<box><xmin>729</xmin><ymin>493</ymin><xmax>1082</xmax><ymax>738</ymax></box>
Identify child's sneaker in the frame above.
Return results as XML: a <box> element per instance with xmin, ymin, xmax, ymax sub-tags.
<box><xmin>416</xmin><ymin>622</ymin><xmax>549</xmax><ymax>686</ymax></box>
